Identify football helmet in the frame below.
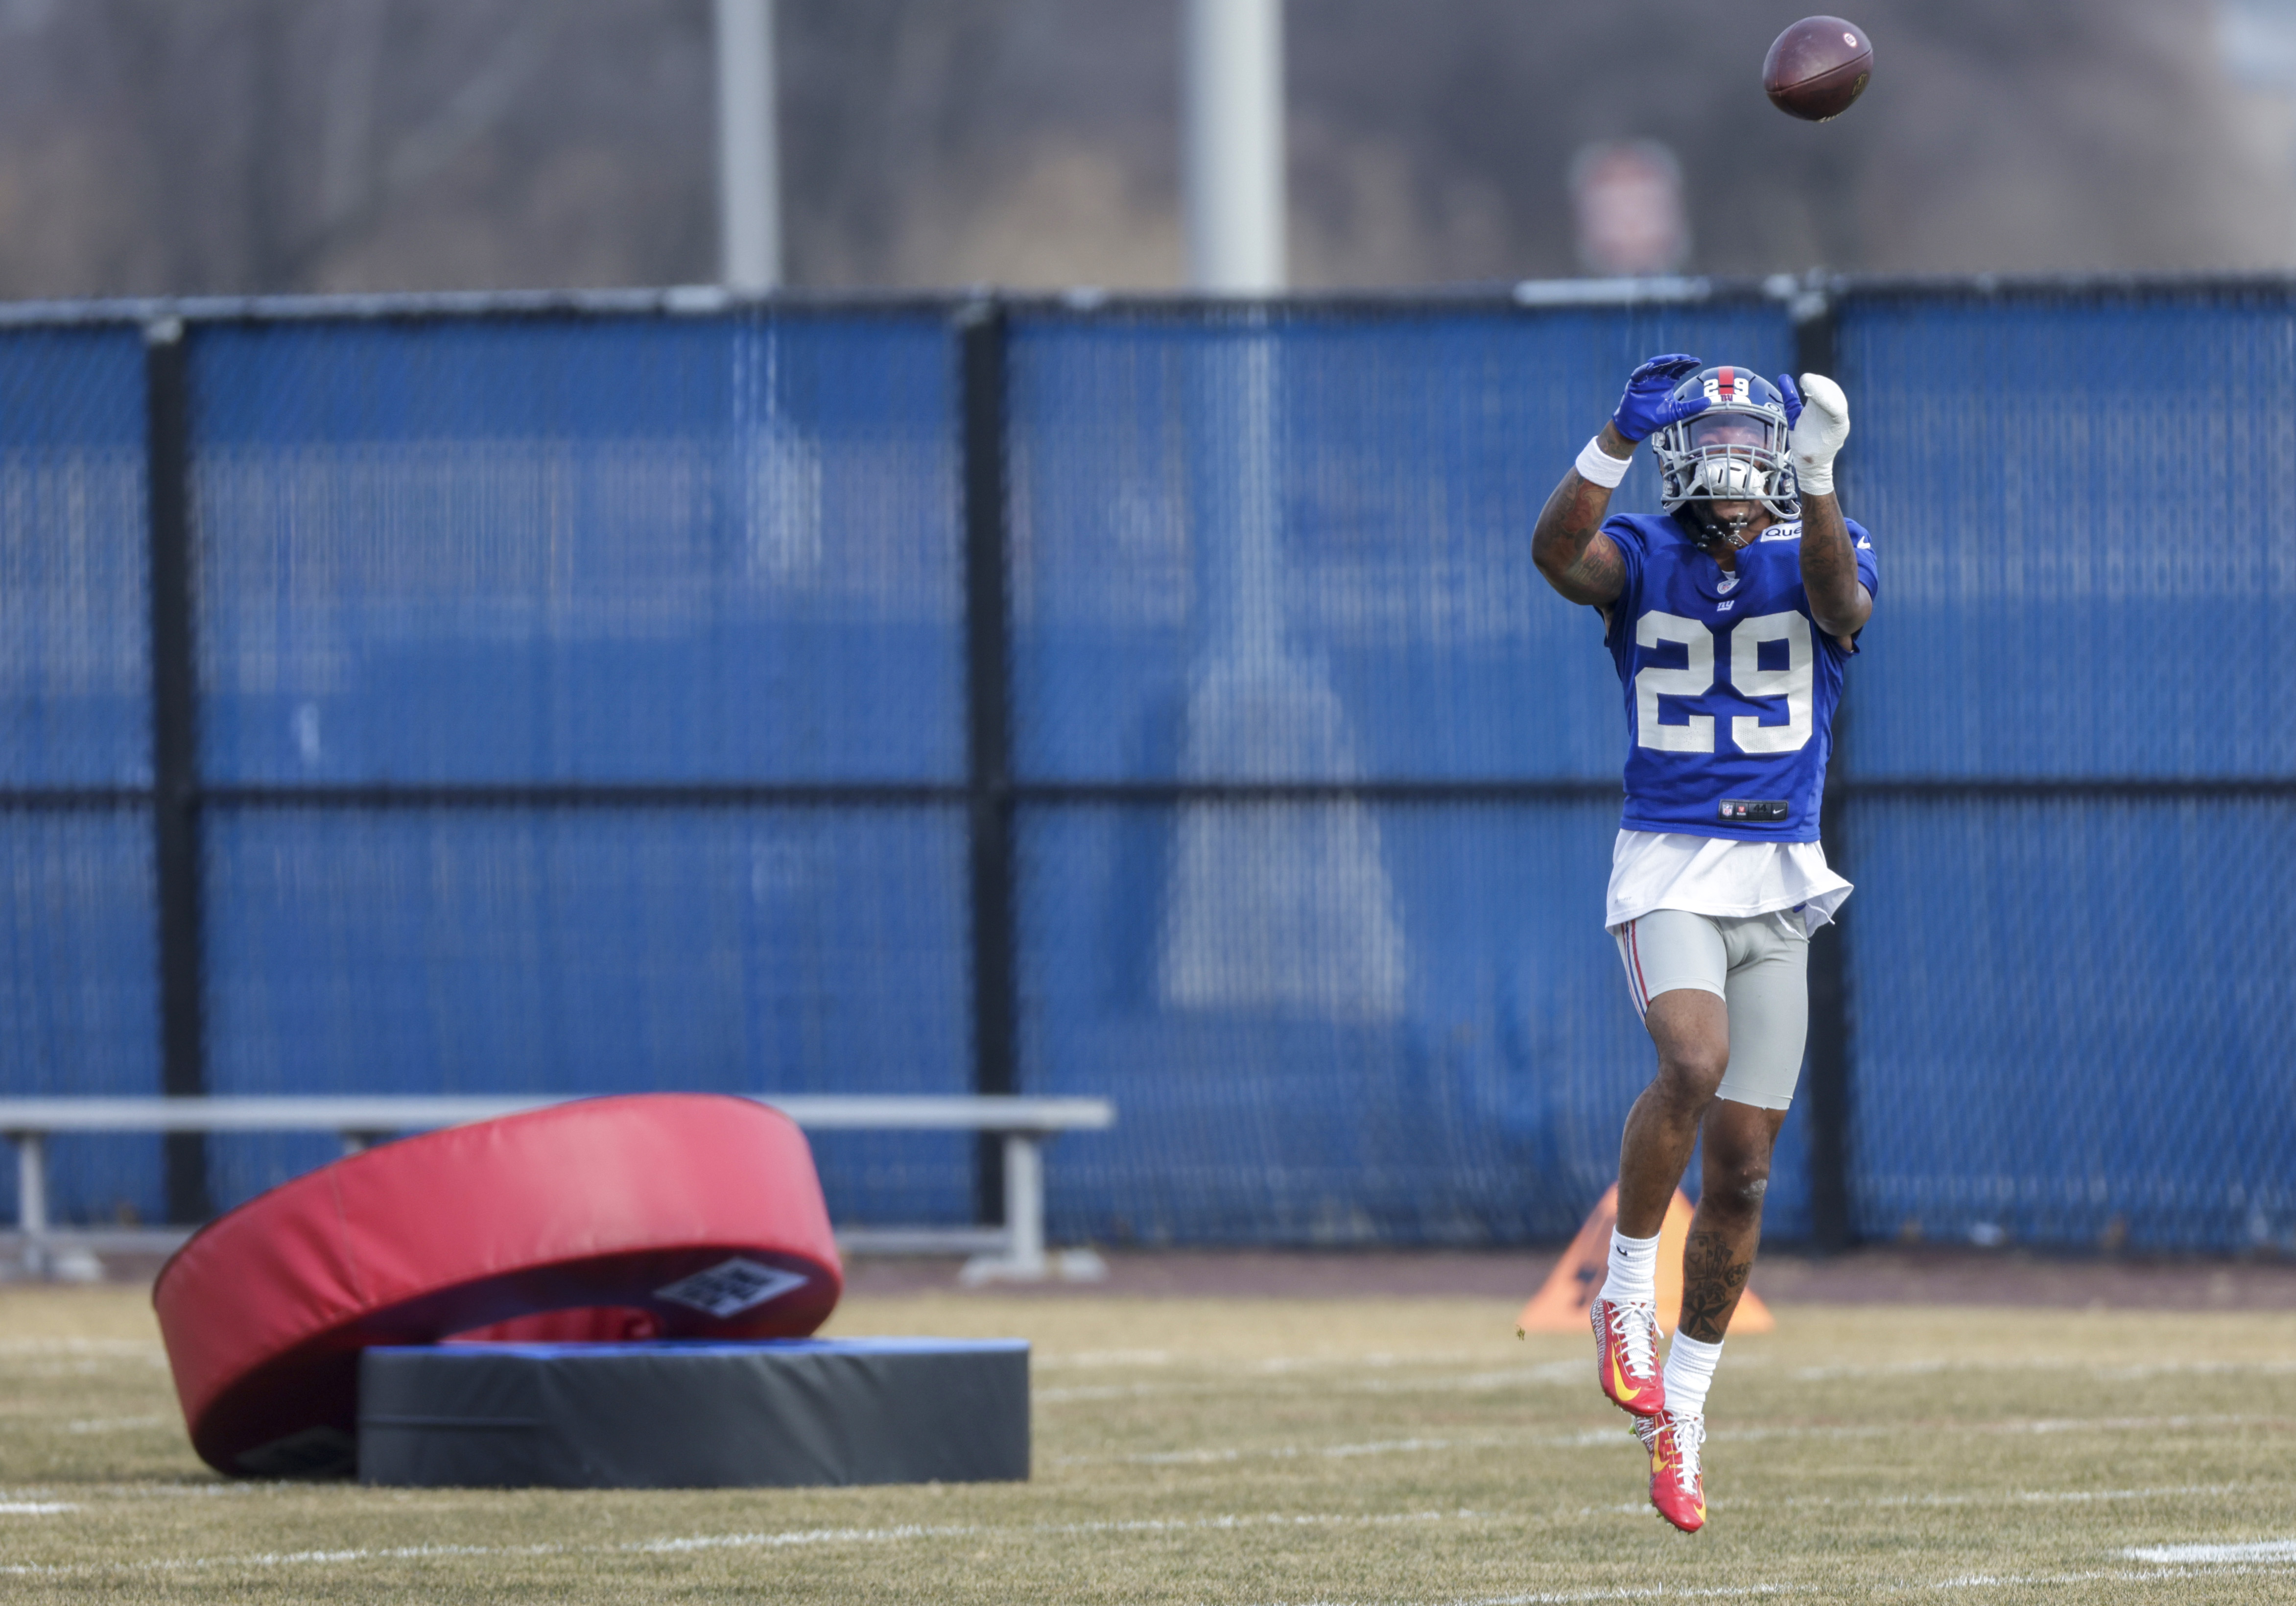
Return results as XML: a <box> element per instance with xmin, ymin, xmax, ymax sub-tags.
<box><xmin>1652</xmin><ymin>365</ymin><xmax>1798</xmax><ymax>549</ymax></box>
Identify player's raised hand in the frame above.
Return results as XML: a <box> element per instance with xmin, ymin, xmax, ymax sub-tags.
<box><xmin>1781</xmin><ymin>372</ymin><xmax>1849</xmax><ymax>496</ymax></box>
<box><xmin>1610</xmin><ymin>354</ymin><xmax>1708</xmax><ymax>442</ymax></box>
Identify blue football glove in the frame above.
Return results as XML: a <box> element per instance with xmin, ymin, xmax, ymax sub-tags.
<box><xmin>1611</xmin><ymin>354</ymin><xmax>1709</xmax><ymax>442</ymax></box>
<box><xmin>1776</xmin><ymin>372</ymin><xmax>1804</xmax><ymax>430</ymax></box>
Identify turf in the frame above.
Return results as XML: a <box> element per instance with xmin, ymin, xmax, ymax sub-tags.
<box><xmin>2</xmin><ymin>1284</ymin><xmax>2293</xmax><ymax>1603</ymax></box>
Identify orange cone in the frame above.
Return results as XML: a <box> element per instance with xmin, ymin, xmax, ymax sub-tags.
<box><xmin>1515</xmin><ymin>1184</ymin><xmax>1773</xmax><ymax>1336</ymax></box>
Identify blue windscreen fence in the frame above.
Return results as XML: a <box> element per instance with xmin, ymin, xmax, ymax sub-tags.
<box><xmin>0</xmin><ymin>282</ymin><xmax>2286</xmax><ymax>1254</ymax></box>
<box><xmin>1837</xmin><ymin>287</ymin><xmax>2296</xmax><ymax>1252</ymax></box>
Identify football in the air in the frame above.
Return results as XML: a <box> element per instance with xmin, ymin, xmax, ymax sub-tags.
<box><xmin>1763</xmin><ymin>17</ymin><xmax>1873</xmax><ymax>122</ymax></box>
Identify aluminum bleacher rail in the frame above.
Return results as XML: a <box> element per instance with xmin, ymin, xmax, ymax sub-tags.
<box><xmin>0</xmin><ymin>1094</ymin><xmax>1114</xmax><ymax>1285</ymax></box>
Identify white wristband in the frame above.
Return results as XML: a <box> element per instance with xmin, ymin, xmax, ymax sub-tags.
<box><xmin>1796</xmin><ymin>461</ymin><xmax>1833</xmax><ymax>498</ymax></box>
<box><xmin>1575</xmin><ymin>434</ymin><xmax>1632</xmax><ymax>488</ymax></box>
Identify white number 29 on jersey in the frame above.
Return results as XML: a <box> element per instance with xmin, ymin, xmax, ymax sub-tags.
<box><xmin>1634</xmin><ymin>610</ymin><xmax>1813</xmax><ymax>754</ymax></box>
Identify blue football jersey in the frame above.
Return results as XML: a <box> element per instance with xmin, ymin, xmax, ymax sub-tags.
<box><xmin>1599</xmin><ymin>512</ymin><xmax>1878</xmax><ymax>841</ymax></box>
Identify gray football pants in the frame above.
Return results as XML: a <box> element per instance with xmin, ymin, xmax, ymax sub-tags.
<box><xmin>1612</xmin><ymin>907</ymin><xmax>1810</xmax><ymax>1111</ymax></box>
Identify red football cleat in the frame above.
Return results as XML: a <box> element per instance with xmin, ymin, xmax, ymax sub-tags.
<box><xmin>1636</xmin><ymin>1410</ymin><xmax>1707</xmax><ymax>1533</ymax></box>
<box><xmin>1589</xmin><ymin>1294</ymin><xmax>1665</xmax><ymax>1417</ymax></box>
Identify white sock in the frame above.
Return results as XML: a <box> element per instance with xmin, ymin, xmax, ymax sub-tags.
<box><xmin>1601</xmin><ymin>1227</ymin><xmax>1660</xmax><ymax>1307</ymax></box>
<box><xmin>1662</xmin><ymin>1330</ymin><xmax>1724</xmax><ymax>1418</ymax></box>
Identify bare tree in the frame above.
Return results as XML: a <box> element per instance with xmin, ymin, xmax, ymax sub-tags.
<box><xmin>0</xmin><ymin>0</ymin><xmax>709</xmax><ymax>298</ymax></box>
<box><xmin>0</xmin><ymin>0</ymin><xmax>2273</xmax><ymax>300</ymax></box>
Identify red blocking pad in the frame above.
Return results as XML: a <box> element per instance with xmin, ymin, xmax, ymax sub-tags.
<box><xmin>151</xmin><ymin>1093</ymin><xmax>842</xmax><ymax>1476</ymax></box>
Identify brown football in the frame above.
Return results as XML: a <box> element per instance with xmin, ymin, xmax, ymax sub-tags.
<box><xmin>1763</xmin><ymin>16</ymin><xmax>1873</xmax><ymax>122</ymax></box>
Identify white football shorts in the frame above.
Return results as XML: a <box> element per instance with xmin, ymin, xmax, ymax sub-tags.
<box><xmin>1612</xmin><ymin>906</ymin><xmax>1810</xmax><ymax>1111</ymax></box>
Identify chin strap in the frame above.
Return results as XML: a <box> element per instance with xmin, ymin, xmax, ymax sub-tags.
<box><xmin>1688</xmin><ymin>510</ymin><xmax>1757</xmax><ymax>553</ymax></box>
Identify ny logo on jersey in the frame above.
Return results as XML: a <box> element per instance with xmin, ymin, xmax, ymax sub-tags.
<box><xmin>1633</xmin><ymin>609</ymin><xmax>1813</xmax><ymax>756</ymax></box>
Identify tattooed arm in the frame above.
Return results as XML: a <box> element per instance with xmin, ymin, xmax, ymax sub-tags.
<box><xmin>1799</xmin><ymin>489</ymin><xmax>1871</xmax><ymax>647</ymax></box>
<box><xmin>1530</xmin><ymin>422</ymin><xmax>1632</xmax><ymax>608</ymax></box>
<box><xmin>1782</xmin><ymin>372</ymin><xmax>1870</xmax><ymax>647</ymax></box>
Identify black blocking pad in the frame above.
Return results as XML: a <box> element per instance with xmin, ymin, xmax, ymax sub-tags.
<box><xmin>357</xmin><ymin>1338</ymin><xmax>1029</xmax><ymax>1488</ymax></box>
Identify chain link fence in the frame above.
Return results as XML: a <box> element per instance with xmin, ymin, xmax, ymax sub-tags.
<box><xmin>0</xmin><ymin>280</ymin><xmax>2284</xmax><ymax>1252</ymax></box>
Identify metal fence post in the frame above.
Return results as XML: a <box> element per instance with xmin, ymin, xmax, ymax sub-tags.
<box><xmin>12</xmin><ymin>1131</ymin><xmax>46</xmax><ymax>1274</ymax></box>
<box><xmin>1794</xmin><ymin>280</ymin><xmax>1855</xmax><ymax>1252</ymax></box>
<box><xmin>960</xmin><ymin>300</ymin><xmax>1019</xmax><ymax>1230</ymax></box>
<box><xmin>146</xmin><ymin>318</ymin><xmax>211</xmax><ymax>1227</ymax></box>
<box><xmin>1000</xmin><ymin>1131</ymin><xmax>1046</xmax><ymax>1275</ymax></box>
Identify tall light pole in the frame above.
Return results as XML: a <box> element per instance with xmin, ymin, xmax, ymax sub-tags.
<box><xmin>1164</xmin><ymin>5</ymin><xmax>1397</xmax><ymax>1019</ymax></box>
<box><xmin>714</xmin><ymin>0</ymin><xmax>782</xmax><ymax>290</ymax></box>
<box><xmin>1183</xmin><ymin>0</ymin><xmax>1285</xmax><ymax>292</ymax></box>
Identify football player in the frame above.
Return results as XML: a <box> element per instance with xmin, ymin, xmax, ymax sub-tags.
<box><xmin>1529</xmin><ymin>355</ymin><xmax>1874</xmax><ymax>1532</ymax></box>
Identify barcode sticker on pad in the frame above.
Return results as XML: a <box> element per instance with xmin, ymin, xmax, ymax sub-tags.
<box><xmin>655</xmin><ymin>1257</ymin><xmax>809</xmax><ymax>1318</ymax></box>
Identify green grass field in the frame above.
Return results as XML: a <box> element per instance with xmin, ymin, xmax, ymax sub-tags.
<box><xmin>2</xmin><ymin>1284</ymin><xmax>2293</xmax><ymax>1603</ymax></box>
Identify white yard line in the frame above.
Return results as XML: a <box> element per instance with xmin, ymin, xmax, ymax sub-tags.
<box><xmin>1036</xmin><ymin>1363</ymin><xmax>1591</xmax><ymax>1403</ymax></box>
<box><xmin>0</xmin><ymin>1503</ymin><xmax>76</xmax><ymax>1515</ymax></box>
<box><xmin>2123</xmin><ymin>1539</ymin><xmax>2296</xmax><ymax>1564</ymax></box>
<box><xmin>1254</xmin><ymin>1352</ymin><xmax>1498</xmax><ymax>1373</ymax></box>
<box><xmin>1715</xmin><ymin>1411</ymin><xmax>2281</xmax><ymax>1443</ymax></box>
<box><xmin>0</xmin><ymin>1507</ymin><xmax>1497</xmax><ymax>1578</ymax></box>
<box><xmin>1034</xmin><ymin>1382</ymin><xmax>1178</xmax><ymax>1404</ymax></box>
<box><xmin>1061</xmin><ymin>1435</ymin><xmax>1507</xmax><ymax>1467</ymax></box>
<box><xmin>1447</xmin><ymin>1588</ymin><xmax>1808</xmax><ymax>1605</ymax></box>
<box><xmin>631</xmin><ymin>1523</ymin><xmax>979</xmax><ymax>1554</ymax></box>
<box><xmin>1351</xmin><ymin>1366</ymin><xmax>1589</xmax><ymax>1392</ymax></box>
<box><xmin>1039</xmin><ymin>1353</ymin><xmax>2296</xmax><ymax>1404</ymax></box>
<box><xmin>1261</xmin><ymin>1559</ymin><xmax>2296</xmax><ymax>1606</ymax></box>
<box><xmin>1036</xmin><ymin>1349</ymin><xmax>1517</xmax><ymax>1376</ymax></box>
<box><xmin>1779</xmin><ymin>1356</ymin><xmax>2296</xmax><ymax>1383</ymax></box>
<box><xmin>1785</xmin><ymin>1482</ymin><xmax>2249</xmax><ymax>1510</ymax></box>
<box><xmin>1915</xmin><ymin>1563</ymin><xmax>2296</xmax><ymax>1590</ymax></box>
<box><xmin>1036</xmin><ymin>1349</ymin><xmax>2296</xmax><ymax>1379</ymax></box>
<box><xmin>1033</xmin><ymin>1349</ymin><xmax>1177</xmax><ymax>1370</ymax></box>
<box><xmin>1048</xmin><ymin>1352</ymin><xmax>2296</xmax><ymax>1385</ymax></box>
<box><xmin>63</xmin><ymin>1416</ymin><xmax>170</xmax><ymax>1434</ymax></box>
<box><xmin>11</xmin><ymin>1494</ymin><xmax>2295</xmax><ymax>1591</ymax></box>
<box><xmin>1061</xmin><ymin>1414</ymin><xmax>2279</xmax><ymax>1469</ymax></box>
<box><xmin>34</xmin><ymin>1481</ymin><xmax>259</xmax><ymax>1499</ymax></box>
<box><xmin>1263</xmin><ymin>1587</ymin><xmax>1812</xmax><ymax>1605</ymax></box>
